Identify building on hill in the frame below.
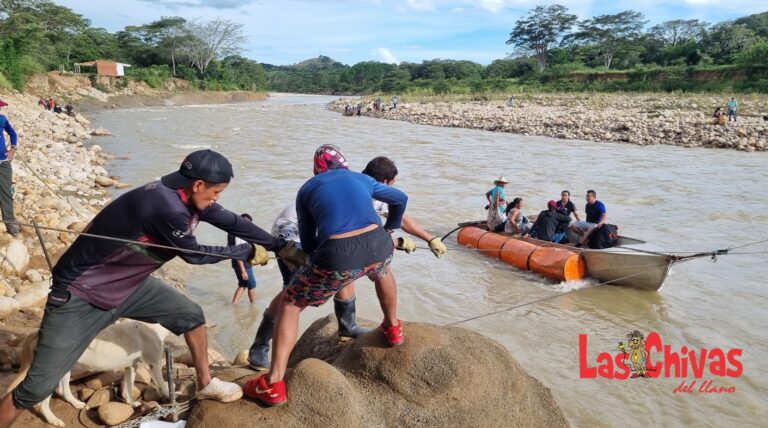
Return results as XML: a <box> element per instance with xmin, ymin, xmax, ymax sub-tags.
<box><xmin>74</xmin><ymin>60</ymin><xmax>131</xmax><ymax>77</ymax></box>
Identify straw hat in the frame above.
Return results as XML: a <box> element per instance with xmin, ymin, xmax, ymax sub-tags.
<box><xmin>493</xmin><ymin>176</ymin><xmax>509</xmax><ymax>184</ymax></box>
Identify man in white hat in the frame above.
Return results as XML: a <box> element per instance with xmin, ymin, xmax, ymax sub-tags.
<box><xmin>485</xmin><ymin>176</ymin><xmax>509</xmax><ymax>231</ymax></box>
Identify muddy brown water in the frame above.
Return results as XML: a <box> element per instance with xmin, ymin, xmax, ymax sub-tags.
<box><xmin>91</xmin><ymin>94</ymin><xmax>767</xmax><ymax>427</ymax></box>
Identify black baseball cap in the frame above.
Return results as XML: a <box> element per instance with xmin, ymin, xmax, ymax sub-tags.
<box><xmin>161</xmin><ymin>149</ymin><xmax>234</xmax><ymax>189</ymax></box>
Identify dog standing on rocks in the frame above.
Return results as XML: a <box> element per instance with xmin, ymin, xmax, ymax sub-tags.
<box><xmin>5</xmin><ymin>320</ymin><xmax>170</xmax><ymax>427</ymax></box>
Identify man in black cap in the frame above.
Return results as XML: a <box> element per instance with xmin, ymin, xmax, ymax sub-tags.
<box><xmin>0</xmin><ymin>98</ymin><xmax>19</xmax><ymax>237</ymax></box>
<box><xmin>0</xmin><ymin>150</ymin><xmax>297</xmax><ymax>426</ymax></box>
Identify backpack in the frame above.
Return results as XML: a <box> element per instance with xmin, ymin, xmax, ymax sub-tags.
<box><xmin>588</xmin><ymin>224</ymin><xmax>619</xmax><ymax>249</ymax></box>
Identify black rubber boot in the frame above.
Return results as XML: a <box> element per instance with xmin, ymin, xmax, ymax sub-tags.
<box><xmin>247</xmin><ymin>311</ymin><xmax>275</xmax><ymax>370</ymax></box>
<box><xmin>335</xmin><ymin>297</ymin><xmax>372</xmax><ymax>339</ymax></box>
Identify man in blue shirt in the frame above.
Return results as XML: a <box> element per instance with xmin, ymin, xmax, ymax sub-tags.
<box><xmin>485</xmin><ymin>176</ymin><xmax>508</xmax><ymax>231</ymax></box>
<box><xmin>569</xmin><ymin>189</ymin><xmax>607</xmax><ymax>247</ymax></box>
<box><xmin>244</xmin><ymin>145</ymin><xmax>408</xmax><ymax>407</ymax></box>
<box><xmin>727</xmin><ymin>97</ymin><xmax>738</xmax><ymax>122</ymax></box>
<box><xmin>0</xmin><ymin>99</ymin><xmax>19</xmax><ymax>237</ymax></box>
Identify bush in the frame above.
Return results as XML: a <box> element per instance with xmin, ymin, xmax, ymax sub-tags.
<box><xmin>734</xmin><ymin>42</ymin><xmax>768</xmax><ymax>65</ymax></box>
<box><xmin>0</xmin><ymin>72</ymin><xmax>12</xmax><ymax>90</ymax></box>
<box><xmin>126</xmin><ymin>65</ymin><xmax>172</xmax><ymax>88</ymax></box>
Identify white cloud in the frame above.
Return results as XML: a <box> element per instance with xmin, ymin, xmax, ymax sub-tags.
<box><xmin>405</xmin><ymin>0</ymin><xmax>435</xmax><ymax>12</ymax></box>
<box><xmin>376</xmin><ymin>48</ymin><xmax>400</xmax><ymax>64</ymax></box>
<box><xmin>478</xmin><ymin>0</ymin><xmax>505</xmax><ymax>13</ymax></box>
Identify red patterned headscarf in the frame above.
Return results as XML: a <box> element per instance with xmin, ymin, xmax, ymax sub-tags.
<box><xmin>313</xmin><ymin>144</ymin><xmax>349</xmax><ymax>175</ymax></box>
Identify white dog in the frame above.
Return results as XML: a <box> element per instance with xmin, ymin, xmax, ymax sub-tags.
<box><xmin>7</xmin><ymin>320</ymin><xmax>170</xmax><ymax>427</ymax></box>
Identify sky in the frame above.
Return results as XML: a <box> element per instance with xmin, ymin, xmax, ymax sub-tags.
<box><xmin>56</xmin><ymin>0</ymin><xmax>767</xmax><ymax>66</ymax></box>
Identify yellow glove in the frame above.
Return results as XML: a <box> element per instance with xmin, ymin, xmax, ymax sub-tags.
<box><xmin>249</xmin><ymin>244</ymin><xmax>269</xmax><ymax>266</ymax></box>
<box><xmin>428</xmin><ymin>237</ymin><xmax>447</xmax><ymax>258</ymax></box>
<box><xmin>396</xmin><ymin>237</ymin><xmax>416</xmax><ymax>253</ymax></box>
<box><xmin>278</xmin><ymin>240</ymin><xmax>307</xmax><ymax>272</ymax></box>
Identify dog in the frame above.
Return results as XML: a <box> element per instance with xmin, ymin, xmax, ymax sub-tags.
<box><xmin>6</xmin><ymin>320</ymin><xmax>170</xmax><ymax>427</ymax></box>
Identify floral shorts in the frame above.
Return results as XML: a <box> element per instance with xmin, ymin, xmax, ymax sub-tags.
<box><xmin>285</xmin><ymin>227</ymin><xmax>394</xmax><ymax>307</ymax></box>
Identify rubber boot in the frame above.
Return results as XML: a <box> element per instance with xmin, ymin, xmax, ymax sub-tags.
<box><xmin>247</xmin><ymin>311</ymin><xmax>275</xmax><ymax>370</ymax></box>
<box><xmin>335</xmin><ymin>297</ymin><xmax>372</xmax><ymax>339</ymax></box>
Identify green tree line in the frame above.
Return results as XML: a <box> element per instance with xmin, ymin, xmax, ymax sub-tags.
<box><xmin>1</xmin><ymin>1</ymin><xmax>767</xmax><ymax>94</ymax></box>
<box><xmin>0</xmin><ymin>0</ymin><xmax>266</xmax><ymax>91</ymax></box>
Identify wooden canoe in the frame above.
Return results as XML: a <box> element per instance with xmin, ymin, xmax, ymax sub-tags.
<box><xmin>457</xmin><ymin>225</ymin><xmax>675</xmax><ymax>291</ymax></box>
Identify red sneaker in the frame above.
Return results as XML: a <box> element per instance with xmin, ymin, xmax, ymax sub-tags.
<box><xmin>244</xmin><ymin>373</ymin><xmax>287</xmax><ymax>406</ymax></box>
<box><xmin>381</xmin><ymin>319</ymin><xmax>404</xmax><ymax>346</ymax></box>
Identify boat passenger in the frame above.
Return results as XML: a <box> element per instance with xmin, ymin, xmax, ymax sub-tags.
<box><xmin>485</xmin><ymin>176</ymin><xmax>508</xmax><ymax>232</ymax></box>
<box><xmin>504</xmin><ymin>197</ymin><xmax>530</xmax><ymax>235</ymax></box>
<box><xmin>531</xmin><ymin>200</ymin><xmax>572</xmax><ymax>243</ymax></box>
<box><xmin>569</xmin><ymin>189</ymin><xmax>607</xmax><ymax>247</ymax></box>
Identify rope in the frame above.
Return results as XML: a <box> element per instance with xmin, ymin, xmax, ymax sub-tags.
<box><xmin>7</xmin><ymin>219</ymin><xmax>258</xmax><ymax>261</ymax></box>
<box><xmin>443</xmin><ymin>264</ymin><xmax>672</xmax><ymax>327</ymax></box>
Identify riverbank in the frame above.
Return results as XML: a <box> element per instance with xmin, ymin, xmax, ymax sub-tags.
<box><xmin>329</xmin><ymin>93</ymin><xmax>768</xmax><ymax>151</ymax></box>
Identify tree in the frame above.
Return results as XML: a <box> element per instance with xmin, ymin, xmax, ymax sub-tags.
<box><xmin>648</xmin><ymin>19</ymin><xmax>707</xmax><ymax>46</ymax></box>
<box><xmin>702</xmin><ymin>22</ymin><xmax>761</xmax><ymax>64</ymax></box>
<box><xmin>506</xmin><ymin>4</ymin><xmax>577</xmax><ymax>71</ymax></box>
<box><xmin>180</xmin><ymin>18</ymin><xmax>246</xmax><ymax>77</ymax></box>
<box><xmin>568</xmin><ymin>11</ymin><xmax>646</xmax><ymax>69</ymax></box>
<box><xmin>138</xmin><ymin>17</ymin><xmax>188</xmax><ymax>75</ymax></box>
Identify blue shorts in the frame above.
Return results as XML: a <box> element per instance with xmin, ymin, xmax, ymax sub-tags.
<box><xmin>237</xmin><ymin>266</ymin><xmax>257</xmax><ymax>290</ymax></box>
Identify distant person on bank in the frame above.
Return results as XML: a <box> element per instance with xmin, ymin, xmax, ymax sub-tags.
<box><xmin>727</xmin><ymin>98</ymin><xmax>738</xmax><ymax>122</ymax></box>
<box><xmin>0</xmin><ymin>99</ymin><xmax>19</xmax><ymax>237</ymax></box>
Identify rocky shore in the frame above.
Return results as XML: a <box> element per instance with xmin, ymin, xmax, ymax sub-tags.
<box><xmin>330</xmin><ymin>93</ymin><xmax>768</xmax><ymax>152</ymax></box>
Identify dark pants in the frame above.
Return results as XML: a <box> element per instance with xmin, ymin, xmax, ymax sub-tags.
<box><xmin>0</xmin><ymin>162</ymin><xmax>15</xmax><ymax>229</ymax></box>
<box><xmin>12</xmin><ymin>276</ymin><xmax>205</xmax><ymax>409</ymax></box>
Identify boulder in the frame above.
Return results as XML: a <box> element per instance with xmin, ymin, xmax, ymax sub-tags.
<box><xmin>94</xmin><ymin>176</ymin><xmax>115</xmax><ymax>187</ymax></box>
<box><xmin>0</xmin><ymin>296</ymin><xmax>21</xmax><ymax>320</ymax></box>
<box><xmin>97</xmin><ymin>402</ymin><xmax>134</xmax><ymax>426</ymax></box>
<box><xmin>91</xmin><ymin>127</ymin><xmax>112</xmax><ymax>136</ymax></box>
<box><xmin>0</xmin><ymin>236</ymin><xmax>29</xmax><ymax>277</ymax></box>
<box><xmin>13</xmin><ymin>281</ymin><xmax>50</xmax><ymax>309</ymax></box>
<box><xmin>232</xmin><ymin>349</ymin><xmax>249</xmax><ymax>366</ymax></box>
<box><xmin>84</xmin><ymin>370</ymin><xmax>123</xmax><ymax>390</ymax></box>
<box><xmin>189</xmin><ymin>315</ymin><xmax>567</xmax><ymax>428</ymax></box>
<box><xmin>75</xmin><ymin>113</ymin><xmax>89</xmax><ymax>124</ymax></box>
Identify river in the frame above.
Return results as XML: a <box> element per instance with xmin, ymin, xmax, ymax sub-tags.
<box><xmin>91</xmin><ymin>93</ymin><xmax>767</xmax><ymax>427</ymax></box>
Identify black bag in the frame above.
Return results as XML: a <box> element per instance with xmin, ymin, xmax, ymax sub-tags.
<box><xmin>588</xmin><ymin>224</ymin><xmax>619</xmax><ymax>249</ymax></box>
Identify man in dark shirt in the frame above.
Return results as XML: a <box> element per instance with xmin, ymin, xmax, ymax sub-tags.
<box><xmin>0</xmin><ymin>150</ymin><xmax>293</xmax><ymax>426</ymax></box>
<box><xmin>533</xmin><ymin>200</ymin><xmax>572</xmax><ymax>242</ymax></box>
<box><xmin>569</xmin><ymin>189</ymin><xmax>607</xmax><ymax>247</ymax></box>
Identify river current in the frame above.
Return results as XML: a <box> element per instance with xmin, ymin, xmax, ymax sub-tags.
<box><xmin>91</xmin><ymin>94</ymin><xmax>767</xmax><ymax>427</ymax></box>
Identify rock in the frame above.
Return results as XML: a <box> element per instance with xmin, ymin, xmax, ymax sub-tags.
<box><xmin>135</xmin><ymin>364</ymin><xmax>152</xmax><ymax>385</ymax></box>
<box><xmin>86</xmin><ymin>388</ymin><xmax>112</xmax><ymax>408</ymax></box>
<box><xmin>189</xmin><ymin>315</ymin><xmax>567</xmax><ymax>428</ymax></box>
<box><xmin>22</xmin><ymin>269</ymin><xmax>43</xmax><ymax>283</ymax></box>
<box><xmin>0</xmin><ymin>296</ymin><xmax>21</xmax><ymax>320</ymax></box>
<box><xmin>79</xmin><ymin>387</ymin><xmax>95</xmax><ymax>401</ymax></box>
<box><xmin>232</xmin><ymin>350</ymin><xmax>249</xmax><ymax>366</ymax></box>
<box><xmin>68</xmin><ymin>221</ymin><xmax>89</xmax><ymax>232</ymax></box>
<box><xmin>37</xmin><ymin>197</ymin><xmax>58</xmax><ymax>209</ymax></box>
<box><xmin>95</xmin><ymin>176</ymin><xmax>115</xmax><ymax>187</ymax></box>
<box><xmin>143</xmin><ymin>385</ymin><xmax>163</xmax><ymax>402</ymax></box>
<box><xmin>1</xmin><ymin>280</ymin><xmax>15</xmax><ymax>298</ymax></box>
<box><xmin>91</xmin><ymin>127</ymin><xmax>112</xmax><ymax>136</ymax></box>
<box><xmin>115</xmin><ymin>182</ymin><xmax>132</xmax><ymax>189</ymax></box>
<box><xmin>13</xmin><ymin>281</ymin><xmax>49</xmax><ymax>309</ymax></box>
<box><xmin>97</xmin><ymin>402</ymin><xmax>134</xmax><ymax>426</ymax></box>
<box><xmin>84</xmin><ymin>370</ymin><xmax>124</xmax><ymax>390</ymax></box>
<box><xmin>0</xmin><ymin>236</ymin><xmax>30</xmax><ymax>276</ymax></box>
<box><xmin>75</xmin><ymin>113</ymin><xmax>89</xmax><ymax>124</ymax></box>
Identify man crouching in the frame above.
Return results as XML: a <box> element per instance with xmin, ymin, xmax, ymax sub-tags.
<box><xmin>0</xmin><ymin>150</ymin><xmax>295</xmax><ymax>428</ymax></box>
<box><xmin>244</xmin><ymin>145</ymin><xmax>407</xmax><ymax>406</ymax></box>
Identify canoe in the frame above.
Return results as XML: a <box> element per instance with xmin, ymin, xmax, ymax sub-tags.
<box><xmin>457</xmin><ymin>225</ymin><xmax>675</xmax><ymax>291</ymax></box>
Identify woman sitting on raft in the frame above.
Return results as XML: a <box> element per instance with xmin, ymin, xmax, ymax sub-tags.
<box><xmin>504</xmin><ymin>197</ymin><xmax>530</xmax><ymax>235</ymax></box>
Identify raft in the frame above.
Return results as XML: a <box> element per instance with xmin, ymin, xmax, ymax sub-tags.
<box><xmin>458</xmin><ymin>226</ymin><xmax>586</xmax><ymax>282</ymax></box>
<box><xmin>456</xmin><ymin>225</ymin><xmax>676</xmax><ymax>290</ymax></box>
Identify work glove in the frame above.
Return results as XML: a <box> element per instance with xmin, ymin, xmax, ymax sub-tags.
<box><xmin>277</xmin><ymin>240</ymin><xmax>307</xmax><ymax>272</ymax></box>
<box><xmin>249</xmin><ymin>244</ymin><xmax>270</xmax><ymax>266</ymax></box>
<box><xmin>396</xmin><ymin>237</ymin><xmax>417</xmax><ymax>253</ymax></box>
<box><xmin>428</xmin><ymin>237</ymin><xmax>447</xmax><ymax>258</ymax></box>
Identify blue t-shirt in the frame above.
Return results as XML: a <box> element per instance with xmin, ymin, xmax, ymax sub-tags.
<box><xmin>585</xmin><ymin>200</ymin><xmax>606</xmax><ymax>224</ymax></box>
<box><xmin>488</xmin><ymin>185</ymin><xmax>506</xmax><ymax>213</ymax></box>
<box><xmin>296</xmin><ymin>169</ymin><xmax>407</xmax><ymax>254</ymax></box>
<box><xmin>0</xmin><ymin>115</ymin><xmax>17</xmax><ymax>161</ymax></box>
<box><xmin>727</xmin><ymin>100</ymin><xmax>737</xmax><ymax>111</ymax></box>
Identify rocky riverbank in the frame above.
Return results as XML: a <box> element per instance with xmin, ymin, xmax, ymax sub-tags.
<box><xmin>329</xmin><ymin>93</ymin><xmax>768</xmax><ymax>152</ymax></box>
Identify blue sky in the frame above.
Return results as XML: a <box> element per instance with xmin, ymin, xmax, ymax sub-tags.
<box><xmin>56</xmin><ymin>0</ymin><xmax>767</xmax><ymax>65</ymax></box>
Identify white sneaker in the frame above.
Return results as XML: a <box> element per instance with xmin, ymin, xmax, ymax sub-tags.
<box><xmin>196</xmin><ymin>377</ymin><xmax>243</xmax><ymax>402</ymax></box>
